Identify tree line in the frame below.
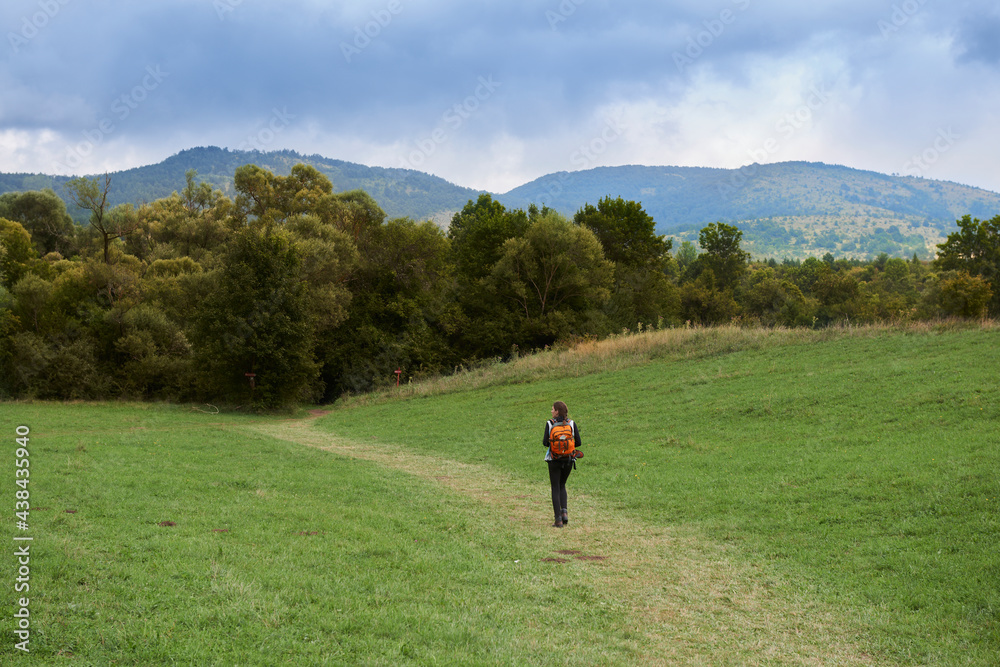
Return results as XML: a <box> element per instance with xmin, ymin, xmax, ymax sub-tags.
<box><xmin>1</xmin><ymin>164</ymin><xmax>997</xmax><ymax>408</ymax></box>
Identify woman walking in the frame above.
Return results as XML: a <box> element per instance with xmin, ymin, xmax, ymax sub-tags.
<box><xmin>543</xmin><ymin>401</ymin><xmax>582</xmax><ymax>528</ymax></box>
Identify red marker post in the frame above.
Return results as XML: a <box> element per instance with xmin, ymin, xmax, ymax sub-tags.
<box><xmin>394</xmin><ymin>369</ymin><xmax>402</xmax><ymax>387</ymax></box>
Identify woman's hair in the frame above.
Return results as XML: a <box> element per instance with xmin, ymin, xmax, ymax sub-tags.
<box><xmin>552</xmin><ymin>401</ymin><xmax>568</xmax><ymax>420</ymax></box>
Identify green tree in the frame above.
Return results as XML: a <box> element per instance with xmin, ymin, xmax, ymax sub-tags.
<box><xmin>0</xmin><ymin>218</ymin><xmax>39</xmax><ymax>289</ymax></box>
<box><xmin>0</xmin><ymin>188</ymin><xmax>77</xmax><ymax>255</ymax></box>
<box><xmin>676</xmin><ymin>222</ymin><xmax>750</xmax><ymax>324</ymax></box>
<box><xmin>678</xmin><ymin>269</ymin><xmax>740</xmax><ymax>325</ymax></box>
<box><xmin>4</xmin><ymin>331</ymin><xmax>102</xmax><ymax>399</ymax></box>
<box><xmin>316</xmin><ymin>190</ymin><xmax>385</xmax><ymax>254</ymax></box>
<box><xmin>112</xmin><ymin>304</ymin><xmax>193</xmax><ymax>399</ymax></box>
<box><xmin>675</xmin><ymin>241</ymin><xmax>699</xmax><ymax>277</ymax></box>
<box><xmin>574</xmin><ymin>196</ymin><xmax>671</xmax><ymax>268</ymax></box>
<box><xmin>575</xmin><ymin>196</ymin><xmax>677</xmax><ymax>328</ymax></box>
<box><xmin>144</xmin><ymin>190</ymin><xmax>232</xmax><ymax>264</ymax></box>
<box><xmin>285</xmin><ymin>214</ymin><xmax>357</xmax><ymax>333</ymax></box>
<box><xmin>322</xmin><ymin>218</ymin><xmax>458</xmax><ymax>396</ymax></box>
<box><xmin>738</xmin><ymin>266</ymin><xmax>816</xmax><ymax>327</ymax></box>
<box><xmin>446</xmin><ymin>194</ymin><xmax>532</xmax><ymax>357</ymax></box>
<box><xmin>0</xmin><ymin>284</ymin><xmax>16</xmax><ymax>396</ymax></box>
<box><xmin>448</xmin><ymin>194</ymin><xmax>530</xmax><ymax>283</ymax></box>
<box><xmin>933</xmin><ymin>271</ymin><xmax>993</xmax><ymax>319</ymax></box>
<box><xmin>488</xmin><ymin>211</ymin><xmax>612</xmax><ymax>345</ymax></box>
<box><xmin>866</xmin><ymin>257</ymin><xmax>918</xmax><ymax>320</ymax></box>
<box><xmin>935</xmin><ymin>214</ymin><xmax>1000</xmax><ymax>315</ymax></box>
<box><xmin>233</xmin><ymin>163</ymin><xmax>333</xmax><ymax>226</ymax></box>
<box><xmin>181</xmin><ymin>169</ymin><xmax>221</xmax><ymax>214</ymax></box>
<box><xmin>787</xmin><ymin>256</ymin><xmax>825</xmax><ymax>296</ymax></box>
<box><xmin>11</xmin><ymin>273</ymin><xmax>53</xmax><ymax>335</ymax></box>
<box><xmin>813</xmin><ymin>269</ymin><xmax>874</xmax><ymax>324</ymax></box>
<box><xmin>192</xmin><ymin>226</ymin><xmax>318</xmax><ymax>409</ymax></box>
<box><xmin>65</xmin><ymin>174</ymin><xmax>137</xmax><ymax>264</ymax></box>
<box><xmin>698</xmin><ymin>222</ymin><xmax>750</xmax><ymax>289</ymax></box>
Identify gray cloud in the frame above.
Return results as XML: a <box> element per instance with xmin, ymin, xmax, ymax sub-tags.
<box><xmin>1</xmin><ymin>0</ymin><xmax>999</xmax><ymax>193</ymax></box>
<box><xmin>955</xmin><ymin>10</ymin><xmax>1000</xmax><ymax>65</ymax></box>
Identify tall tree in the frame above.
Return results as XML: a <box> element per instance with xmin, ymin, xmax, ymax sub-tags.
<box><xmin>698</xmin><ymin>222</ymin><xmax>750</xmax><ymax>289</ymax></box>
<box><xmin>575</xmin><ymin>196</ymin><xmax>677</xmax><ymax>328</ymax></box>
<box><xmin>321</xmin><ymin>218</ymin><xmax>458</xmax><ymax>396</ymax></box>
<box><xmin>934</xmin><ymin>271</ymin><xmax>993</xmax><ymax>319</ymax></box>
<box><xmin>448</xmin><ymin>194</ymin><xmax>529</xmax><ymax>283</ymax></box>
<box><xmin>65</xmin><ymin>174</ymin><xmax>138</xmax><ymax>263</ymax></box>
<box><xmin>446</xmin><ymin>194</ymin><xmax>532</xmax><ymax>357</ymax></box>
<box><xmin>489</xmin><ymin>211</ymin><xmax>612</xmax><ymax>345</ymax></box>
<box><xmin>192</xmin><ymin>226</ymin><xmax>318</xmax><ymax>409</ymax></box>
<box><xmin>233</xmin><ymin>164</ymin><xmax>333</xmax><ymax>225</ymax></box>
<box><xmin>574</xmin><ymin>196</ymin><xmax>671</xmax><ymax>268</ymax></box>
<box><xmin>0</xmin><ymin>188</ymin><xmax>77</xmax><ymax>255</ymax></box>
<box><xmin>0</xmin><ymin>218</ymin><xmax>39</xmax><ymax>289</ymax></box>
<box><xmin>316</xmin><ymin>190</ymin><xmax>385</xmax><ymax>255</ymax></box>
<box><xmin>935</xmin><ymin>214</ymin><xmax>1000</xmax><ymax>315</ymax></box>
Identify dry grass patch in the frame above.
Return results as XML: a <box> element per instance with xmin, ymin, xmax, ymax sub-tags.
<box><xmin>338</xmin><ymin>320</ymin><xmax>997</xmax><ymax>410</ymax></box>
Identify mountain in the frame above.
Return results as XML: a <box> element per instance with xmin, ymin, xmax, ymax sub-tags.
<box><xmin>3</xmin><ymin>148</ymin><xmax>999</xmax><ymax>259</ymax></box>
<box><xmin>497</xmin><ymin>162</ymin><xmax>1000</xmax><ymax>259</ymax></box>
<box><xmin>0</xmin><ymin>147</ymin><xmax>483</xmax><ymax>227</ymax></box>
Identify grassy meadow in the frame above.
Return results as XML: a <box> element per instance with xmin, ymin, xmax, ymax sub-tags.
<box><xmin>1</xmin><ymin>322</ymin><xmax>998</xmax><ymax>664</ymax></box>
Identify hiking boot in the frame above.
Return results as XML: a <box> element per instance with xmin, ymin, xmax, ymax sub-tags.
<box><xmin>561</xmin><ymin>510</ymin><xmax>569</xmax><ymax>525</ymax></box>
<box><xmin>552</xmin><ymin>519</ymin><xmax>563</xmax><ymax>528</ymax></box>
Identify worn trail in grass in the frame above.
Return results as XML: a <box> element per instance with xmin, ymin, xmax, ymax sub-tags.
<box><xmin>257</xmin><ymin>416</ymin><xmax>878</xmax><ymax>666</ymax></box>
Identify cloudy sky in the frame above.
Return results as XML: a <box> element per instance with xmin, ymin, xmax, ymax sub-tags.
<box><xmin>2</xmin><ymin>0</ymin><xmax>998</xmax><ymax>194</ymax></box>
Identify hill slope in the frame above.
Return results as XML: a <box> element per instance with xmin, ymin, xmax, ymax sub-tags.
<box><xmin>3</xmin><ymin>150</ymin><xmax>1000</xmax><ymax>258</ymax></box>
<box><xmin>5</xmin><ymin>323</ymin><xmax>996</xmax><ymax>664</ymax></box>
<box><xmin>323</xmin><ymin>322</ymin><xmax>1000</xmax><ymax>665</ymax></box>
<box><xmin>498</xmin><ymin>162</ymin><xmax>1000</xmax><ymax>259</ymax></box>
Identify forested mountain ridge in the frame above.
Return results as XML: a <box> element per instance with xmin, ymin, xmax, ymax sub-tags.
<box><xmin>0</xmin><ymin>147</ymin><xmax>483</xmax><ymax>226</ymax></box>
<box><xmin>500</xmin><ymin>162</ymin><xmax>1000</xmax><ymax>259</ymax></box>
<box><xmin>2</xmin><ymin>147</ymin><xmax>999</xmax><ymax>259</ymax></box>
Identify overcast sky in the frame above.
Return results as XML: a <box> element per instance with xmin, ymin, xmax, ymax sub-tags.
<box><xmin>2</xmin><ymin>0</ymin><xmax>998</xmax><ymax>194</ymax></box>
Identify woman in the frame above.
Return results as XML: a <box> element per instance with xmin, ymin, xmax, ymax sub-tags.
<box><xmin>543</xmin><ymin>400</ymin><xmax>582</xmax><ymax>528</ymax></box>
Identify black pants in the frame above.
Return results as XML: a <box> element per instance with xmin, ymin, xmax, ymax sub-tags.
<box><xmin>547</xmin><ymin>458</ymin><xmax>573</xmax><ymax>519</ymax></box>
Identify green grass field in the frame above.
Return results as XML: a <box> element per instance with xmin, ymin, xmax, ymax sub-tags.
<box><xmin>2</xmin><ymin>323</ymin><xmax>998</xmax><ymax>664</ymax></box>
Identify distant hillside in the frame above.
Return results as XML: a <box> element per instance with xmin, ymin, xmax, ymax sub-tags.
<box><xmin>0</xmin><ymin>147</ymin><xmax>483</xmax><ymax>226</ymax></box>
<box><xmin>3</xmin><ymin>150</ymin><xmax>999</xmax><ymax>259</ymax></box>
<box><xmin>498</xmin><ymin>162</ymin><xmax>1000</xmax><ymax>259</ymax></box>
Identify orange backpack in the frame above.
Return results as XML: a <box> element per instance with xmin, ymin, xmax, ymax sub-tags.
<box><xmin>549</xmin><ymin>420</ymin><xmax>575</xmax><ymax>458</ymax></box>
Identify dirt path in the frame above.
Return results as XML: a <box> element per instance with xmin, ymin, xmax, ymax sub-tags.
<box><xmin>255</xmin><ymin>417</ymin><xmax>881</xmax><ymax>666</ymax></box>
